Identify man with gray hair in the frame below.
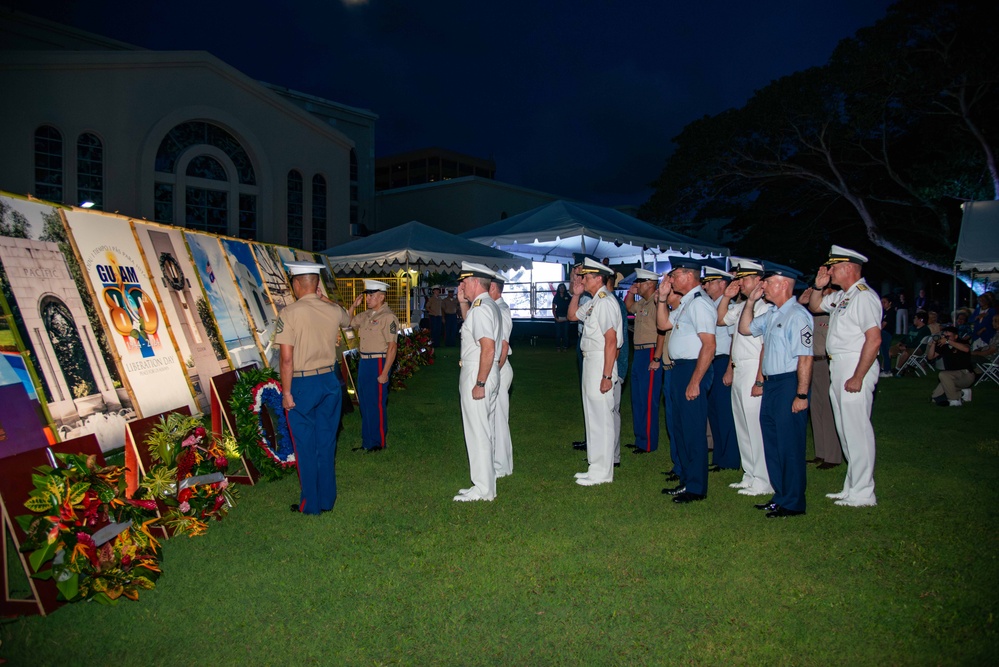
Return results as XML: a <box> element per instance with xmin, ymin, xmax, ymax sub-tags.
<box><xmin>454</xmin><ymin>262</ymin><xmax>503</xmax><ymax>502</ymax></box>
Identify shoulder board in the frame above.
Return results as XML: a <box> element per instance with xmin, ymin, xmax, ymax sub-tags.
<box><xmin>692</xmin><ymin>292</ymin><xmax>701</xmax><ymax>298</ymax></box>
<box><xmin>472</xmin><ymin>299</ymin><xmax>481</xmax><ymax>307</ymax></box>
<box><xmin>597</xmin><ymin>292</ymin><xmax>607</xmax><ymax>298</ymax></box>
<box><xmin>857</xmin><ymin>284</ymin><xmax>868</xmax><ymax>291</ymax></box>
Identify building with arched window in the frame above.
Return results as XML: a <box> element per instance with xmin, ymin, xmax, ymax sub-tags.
<box><xmin>0</xmin><ymin>9</ymin><xmax>377</xmax><ymax>250</ymax></box>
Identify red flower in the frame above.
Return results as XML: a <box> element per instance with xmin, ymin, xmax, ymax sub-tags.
<box><xmin>178</xmin><ymin>488</ymin><xmax>193</xmax><ymax>503</ymax></box>
<box><xmin>194</xmin><ymin>426</ymin><xmax>207</xmax><ymax>439</ymax></box>
<box><xmin>125</xmin><ymin>499</ymin><xmax>158</xmax><ymax>511</ymax></box>
<box><xmin>212</xmin><ymin>494</ymin><xmax>226</xmax><ymax>512</ymax></box>
<box><xmin>215</xmin><ymin>456</ymin><xmax>228</xmax><ymax>470</ymax></box>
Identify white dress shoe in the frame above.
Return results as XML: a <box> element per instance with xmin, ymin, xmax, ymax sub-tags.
<box><xmin>738</xmin><ymin>487</ymin><xmax>771</xmax><ymax>496</ymax></box>
<box><xmin>825</xmin><ymin>491</ymin><xmax>849</xmax><ymax>500</ymax></box>
<box><xmin>729</xmin><ymin>480</ymin><xmax>752</xmax><ymax>489</ymax></box>
<box><xmin>576</xmin><ymin>477</ymin><xmax>610</xmax><ymax>487</ymax></box>
<box><xmin>457</xmin><ymin>488</ymin><xmax>473</xmax><ymax>496</ymax></box>
<box><xmin>574</xmin><ymin>472</ymin><xmax>589</xmax><ymax>479</ymax></box>
<box><xmin>834</xmin><ymin>498</ymin><xmax>877</xmax><ymax>508</ymax></box>
<box><xmin>454</xmin><ymin>490</ymin><xmax>493</xmax><ymax>502</ymax></box>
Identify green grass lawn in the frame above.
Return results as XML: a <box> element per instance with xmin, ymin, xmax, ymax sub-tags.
<box><xmin>2</xmin><ymin>346</ymin><xmax>997</xmax><ymax>666</ymax></box>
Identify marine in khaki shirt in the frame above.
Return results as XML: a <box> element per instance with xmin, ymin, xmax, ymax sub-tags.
<box><xmin>624</xmin><ymin>268</ymin><xmax>666</xmax><ymax>454</ymax></box>
<box><xmin>349</xmin><ymin>280</ymin><xmax>400</xmax><ymax>451</ymax></box>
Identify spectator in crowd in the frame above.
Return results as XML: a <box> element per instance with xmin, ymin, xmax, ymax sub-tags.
<box><xmin>426</xmin><ymin>287</ymin><xmax>444</xmax><ymax>347</ymax></box>
<box><xmin>971</xmin><ymin>313</ymin><xmax>999</xmax><ymax>361</ymax></box>
<box><xmin>895</xmin><ymin>292</ymin><xmax>909</xmax><ymax>335</ymax></box>
<box><xmin>971</xmin><ymin>293</ymin><xmax>997</xmax><ymax>348</ymax></box>
<box><xmin>927</xmin><ymin>310</ymin><xmax>942</xmax><ymax>335</ymax></box>
<box><xmin>551</xmin><ymin>283</ymin><xmax>572</xmax><ymax>351</ymax></box>
<box><xmin>880</xmin><ymin>295</ymin><xmax>896</xmax><ymax>378</ymax></box>
<box><xmin>926</xmin><ymin>326</ymin><xmax>975</xmax><ymax>406</ymax></box>
<box><xmin>894</xmin><ymin>310</ymin><xmax>931</xmax><ymax>373</ymax></box>
<box><xmin>955</xmin><ymin>310</ymin><xmax>973</xmax><ymax>340</ymax></box>
<box><xmin>443</xmin><ymin>288</ymin><xmax>460</xmax><ymax>346</ymax></box>
<box><xmin>915</xmin><ymin>288</ymin><xmax>928</xmax><ymax>311</ymax></box>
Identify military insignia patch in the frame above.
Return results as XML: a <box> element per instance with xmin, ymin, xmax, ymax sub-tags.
<box><xmin>275</xmin><ymin>318</ymin><xmax>284</xmax><ymax>334</ymax></box>
<box><xmin>801</xmin><ymin>326</ymin><xmax>813</xmax><ymax>347</ymax></box>
<box><xmin>473</xmin><ymin>298</ymin><xmax>481</xmax><ymax>307</ymax></box>
<box><xmin>598</xmin><ymin>292</ymin><xmax>607</xmax><ymax>298</ymax></box>
<box><xmin>857</xmin><ymin>284</ymin><xmax>868</xmax><ymax>291</ymax></box>
<box><xmin>390</xmin><ymin>321</ymin><xmax>397</xmax><ymax>334</ymax></box>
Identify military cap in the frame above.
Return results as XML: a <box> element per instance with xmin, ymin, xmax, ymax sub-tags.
<box><xmin>824</xmin><ymin>245</ymin><xmax>868</xmax><ymax>266</ymax></box>
<box><xmin>459</xmin><ymin>261</ymin><xmax>498</xmax><ymax>281</ymax></box>
<box><xmin>576</xmin><ymin>256</ymin><xmax>614</xmax><ymax>276</ymax></box>
<box><xmin>362</xmin><ymin>279</ymin><xmax>389</xmax><ymax>293</ymax></box>
<box><xmin>634</xmin><ymin>268</ymin><xmax>660</xmax><ymax>283</ymax></box>
<box><xmin>728</xmin><ymin>256</ymin><xmax>764</xmax><ymax>277</ymax></box>
<box><xmin>286</xmin><ymin>261</ymin><xmax>323</xmax><ymax>276</ymax></box>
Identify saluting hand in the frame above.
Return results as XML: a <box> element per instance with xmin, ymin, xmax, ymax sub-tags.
<box><xmin>749</xmin><ymin>282</ymin><xmax>764</xmax><ymax>302</ymax></box>
<box><xmin>657</xmin><ymin>278</ymin><xmax>671</xmax><ymax>301</ymax></box>
<box><xmin>723</xmin><ymin>279</ymin><xmax>740</xmax><ymax>299</ymax></box>
<box><xmin>814</xmin><ymin>266</ymin><xmax>831</xmax><ymax>289</ymax></box>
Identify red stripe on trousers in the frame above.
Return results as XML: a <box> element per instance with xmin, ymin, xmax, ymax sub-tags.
<box><xmin>377</xmin><ymin>358</ymin><xmax>386</xmax><ymax>448</ymax></box>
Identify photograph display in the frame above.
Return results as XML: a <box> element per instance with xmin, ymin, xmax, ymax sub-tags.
<box><xmin>133</xmin><ymin>221</ymin><xmax>230</xmax><ymax>411</ymax></box>
<box><xmin>64</xmin><ymin>210</ymin><xmax>197</xmax><ymax>418</ymax></box>
<box><xmin>221</xmin><ymin>238</ymin><xmax>278</xmax><ymax>368</ymax></box>
<box><xmin>0</xmin><ymin>195</ymin><xmax>134</xmax><ymax>451</ymax></box>
<box><xmin>184</xmin><ymin>232</ymin><xmax>264</xmax><ymax>370</ymax></box>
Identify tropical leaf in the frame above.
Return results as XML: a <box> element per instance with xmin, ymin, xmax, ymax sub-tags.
<box><xmin>140</xmin><ymin>465</ymin><xmax>177</xmax><ymax>498</ymax></box>
<box><xmin>68</xmin><ymin>481</ymin><xmax>91</xmax><ymax>505</ymax></box>
<box><xmin>56</xmin><ymin>572</ymin><xmax>79</xmax><ymax>601</ymax></box>
<box><xmin>24</xmin><ymin>496</ymin><xmax>53</xmax><ymax>513</ymax></box>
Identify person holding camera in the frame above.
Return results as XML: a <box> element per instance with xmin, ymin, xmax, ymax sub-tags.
<box><xmin>926</xmin><ymin>326</ymin><xmax>974</xmax><ymax>407</ymax></box>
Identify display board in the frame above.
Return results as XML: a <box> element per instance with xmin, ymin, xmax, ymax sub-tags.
<box><xmin>63</xmin><ymin>210</ymin><xmax>197</xmax><ymax>418</ymax></box>
<box><xmin>132</xmin><ymin>221</ymin><xmax>230</xmax><ymax>412</ymax></box>
<box><xmin>220</xmin><ymin>238</ymin><xmax>278</xmax><ymax>368</ymax></box>
<box><xmin>0</xmin><ymin>195</ymin><xmax>134</xmax><ymax>452</ymax></box>
<box><xmin>184</xmin><ymin>232</ymin><xmax>265</xmax><ymax>370</ymax></box>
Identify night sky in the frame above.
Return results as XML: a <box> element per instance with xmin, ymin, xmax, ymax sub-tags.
<box><xmin>11</xmin><ymin>0</ymin><xmax>896</xmax><ymax>207</ymax></box>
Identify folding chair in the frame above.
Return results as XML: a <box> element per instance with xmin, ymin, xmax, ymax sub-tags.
<box><xmin>896</xmin><ymin>336</ymin><xmax>932</xmax><ymax>377</ymax></box>
<box><xmin>975</xmin><ymin>354</ymin><xmax>999</xmax><ymax>387</ymax></box>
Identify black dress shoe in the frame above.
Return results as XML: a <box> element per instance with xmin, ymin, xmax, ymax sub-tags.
<box><xmin>614</xmin><ymin>462</ymin><xmax>620</xmax><ymax>468</ymax></box>
<box><xmin>765</xmin><ymin>507</ymin><xmax>806</xmax><ymax>518</ymax></box>
<box><xmin>632</xmin><ymin>448</ymin><xmax>648</xmax><ymax>455</ymax></box>
<box><xmin>754</xmin><ymin>501</ymin><xmax>778</xmax><ymax>511</ymax></box>
<box><xmin>816</xmin><ymin>461</ymin><xmax>840</xmax><ymax>469</ymax></box>
<box><xmin>805</xmin><ymin>457</ymin><xmax>823</xmax><ymax>464</ymax></box>
<box><xmin>624</xmin><ymin>443</ymin><xmax>638</xmax><ymax>450</ymax></box>
<box><xmin>708</xmin><ymin>464</ymin><xmax>721</xmax><ymax>473</ymax></box>
<box><xmin>661</xmin><ymin>471</ymin><xmax>680</xmax><ymax>481</ymax></box>
<box><xmin>661</xmin><ymin>484</ymin><xmax>686</xmax><ymax>496</ymax></box>
<box><xmin>364</xmin><ymin>447</ymin><xmax>383</xmax><ymax>454</ymax></box>
<box><xmin>352</xmin><ymin>447</ymin><xmax>364</xmax><ymax>452</ymax></box>
<box><xmin>672</xmin><ymin>492</ymin><xmax>706</xmax><ymax>504</ymax></box>
<box><xmin>572</xmin><ymin>441</ymin><xmax>587</xmax><ymax>450</ymax></box>
<box><xmin>290</xmin><ymin>503</ymin><xmax>301</xmax><ymax>512</ymax></box>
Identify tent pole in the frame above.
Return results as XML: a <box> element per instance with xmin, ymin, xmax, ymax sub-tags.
<box><xmin>952</xmin><ymin>263</ymin><xmax>958</xmax><ymax>320</ymax></box>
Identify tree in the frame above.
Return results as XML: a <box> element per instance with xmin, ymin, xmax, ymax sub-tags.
<box><xmin>642</xmin><ymin>0</ymin><xmax>999</xmax><ymax>275</ymax></box>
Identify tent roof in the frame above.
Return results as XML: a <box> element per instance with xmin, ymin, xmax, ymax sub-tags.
<box><xmin>462</xmin><ymin>200</ymin><xmax>727</xmax><ymax>263</ymax></box>
<box><xmin>956</xmin><ymin>201</ymin><xmax>999</xmax><ymax>277</ymax></box>
<box><xmin>322</xmin><ymin>220</ymin><xmax>532</xmax><ymax>273</ymax></box>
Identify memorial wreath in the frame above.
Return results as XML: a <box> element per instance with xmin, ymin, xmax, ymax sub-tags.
<box><xmin>229</xmin><ymin>367</ymin><xmax>296</xmax><ymax>481</ymax></box>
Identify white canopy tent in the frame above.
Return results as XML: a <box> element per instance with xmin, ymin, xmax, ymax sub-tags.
<box><xmin>955</xmin><ymin>201</ymin><xmax>999</xmax><ymax>307</ymax></box>
<box><xmin>461</xmin><ymin>200</ymin><xmax>728</xmax><ymax>266</ymax></box>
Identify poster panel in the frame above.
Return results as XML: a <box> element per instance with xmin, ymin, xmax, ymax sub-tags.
<box><xmin>63</xmin><ymin>210</ymin><xmax>197</xmax><ymax>418</ymax></box>
<box><xmin>132</xmin><ymin>222</ymin><xmax>230</xmax><ymax>411</ymax></box>
<box><xmin>220</xmin><ymin>238</ymin><xmax>278</xmax><ymax>368</ymax></box>
<box><xmin>0</xmin><ymin>195</ymin><xmax>134</xmax><ymax>452</ymax></box>
<box><xmin>252</xmin><ymin>244</ymin><xmax>293</xmax><ymax>317</ymax></box>
<box><xmin>184</xmin><ymin>232</ymin><xmax>264</xmax><ymax>370</ymax></box>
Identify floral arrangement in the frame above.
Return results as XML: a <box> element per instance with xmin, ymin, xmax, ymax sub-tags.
<box><xmin>229</xmin><ymin>366</ymin><xmax>296</xmax><ymax>481</ymax></box>
<box><xmin>390</xmin><ymin>328</ymin><xmax>435</xmax><ymax>389</ymax></box>
<box><xmin>16</xmin><ymin>454</ymin><xmax>161</xmax><ymax>604</ymax></box>
<box><xmin>143</xmin><ymin>413</ymin><xmax>236</xmax><ymax>537</ymax></box>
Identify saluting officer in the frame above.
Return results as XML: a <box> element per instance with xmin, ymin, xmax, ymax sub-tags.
<box><xmin>625</xmin><ymin>268</ymin><xmax>665</xmax><ymax>454</ymax></box>
<box><xmin>276</xmin><ymin>261</ymin><xmax>351</xmax><ymax>515</ymax></box>
<box><xmin>739</xmin><ymin>267</ymin><xmax>813</xmax><ymax>518</ymax></box>
<box><xmin>656</xmin><ymin>258</ymin><xmax>716</xmax><ymax>504</ymax></box>
<box><xmin>717</xmin><ymin>258</ymin><xmax>772</xmax><ymax>497</ymax></box>
<box><xmin>443</xmin><ymin>288</ymin><xmax>460</xmax><ymax>346</ymax></box>
<box><xmin>808</xmin><ymin>245</ymin><xmax>882</xmax><ymax>508</ymax></box>
<box><xmin>454</xmin><ymin>262</ymin><xmax>503</xmax><ymax>502</ymax></box>
<box><xmin>488</xmin><ymin>273</ymin><xmax>514</xmax><ymax>478</ymax></box>
<box><xmin>349</xmin><ymin>280</ymin><xmax>399</xmax><ymax>452</ymax></box>
<box><xmin>427</xmin><ymin>287</ymin><xmax>444</xmax><ymax>347</ymax></box>
<box><xmin>701</xmin><ymin>266</ymin><xmax>740</xmax><ymax>472</ymax></box>
<box><xmin>568</xmin><ymin>257</ymin><xmax>623</xmax><ymax>486</ymax></box>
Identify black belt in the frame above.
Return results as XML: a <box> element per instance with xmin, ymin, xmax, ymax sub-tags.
<box><xmin>813</xmin><ymin>355</ymin><xmax>828</xmax><ymax>362</ymax></box>
<box><xmin>360</xmin><ymin>352</ymin><xmax>387</xmax><ymax>359</ymax></box>
<box><xmin>634</xmin><ymin>343</ymin><xmax>656</xmax><ymax>350</ymax></box>
<box><xmin>292</xmin><ymin>365</ymin><xmax>336</xmax><ymax>377</ymax></box>
<box><xmin>762</xmin><ymin>371</ymin><xmax>796</xmax><ymax>382</ymax></box>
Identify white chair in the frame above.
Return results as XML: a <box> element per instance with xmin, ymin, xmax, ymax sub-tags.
<box><xmin>896</xmin><ymin>336</ymin><xmax>932</xmax><ymax>377</ymax></box>
<box><xmin>975</xmin><ymin>355</ymin><xmax>999</xmax><ymax>387</ymax></box>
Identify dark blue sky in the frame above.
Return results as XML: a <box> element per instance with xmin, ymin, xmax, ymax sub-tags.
<box><xmin>13</xmin><ymin>0</ymin><xmax>896</xmax><ymax>206</ymax></box>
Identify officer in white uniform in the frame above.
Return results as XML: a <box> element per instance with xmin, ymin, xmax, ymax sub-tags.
<box><xmin>454</xmin><ymin>261</ymin><xmax>503</xmax><ymax>502</ymax></box>
<box><xmin>702</xmin><ymin>266</ymin><xmax>740</xmax><ymax>472</ymax></box>
<box><xmin>717</xmin><ymin>258</ymin><xmax>773</xmax><ymax>496</ymax></box>
<box><xmin>809</xmin><ymin>245</ymin><xmax>882</xmax><ymax>508</ymax></box>
<box><xmin>489</xmin><ymin>273</ymin><xmax>514</xmax><ymax>478</ymax></box>
<box><xmin>656</xmin><ymin>258</ymin><xmax>716</xmax><ymax>504</ymax></box>
<box><xmin>568</xmin><ymin>257</ymin><xmax>623</xmax><ymax>486</ymax></box>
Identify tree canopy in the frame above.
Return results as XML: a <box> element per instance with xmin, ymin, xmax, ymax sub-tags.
<box><xmin>641</xmin><ymin>0</ymin><xmax>998</xmax><ymax>275</ymax></box>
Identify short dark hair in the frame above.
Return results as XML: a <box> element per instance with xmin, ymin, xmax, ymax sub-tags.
<box><xmin>914</xmin><ymin>310</ymin><xmax>928</xmax><ymax>321</ymax></box>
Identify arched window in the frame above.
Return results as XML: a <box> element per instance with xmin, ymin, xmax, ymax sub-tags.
<box><xmin>34</xmin><ymin>126</ymin><xmax>63</xmax><ymax>203</ymax></box>
<box><xmin>76</xmin><ymin>133</ymin><xmax>104</xmax><ymax>210</ymax></box>
<box><xmin>311</xmin><ymin>174</ymin><xmax>327</xmax><ymax>251</ymax></box>
<box><xmin>152</xmin><ymin>121</ymin><xmax>257</xmax><ymax>238</ymax></box>
<box><xmin>41</xmin><ymin>296</ymin><xmax>96</xmax><ymax>398</ymax></box>
<box><xmin>287</xmin><ymin>170</ymin><xmax>304</xmax><ymax>249</ymax></box>
<box><xmin>349</xmin><ymin>150</ymin><xmax>359</xmax><ymax>229</ymax></box>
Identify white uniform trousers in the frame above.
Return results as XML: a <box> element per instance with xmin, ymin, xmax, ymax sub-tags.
<box><xmin>459</xmin><ymin>365</ymin><xmax>499</xmax><ymax>500</ymax></box>
<box><xmin>829</xmin><ymin>354</ymin><xmax>878</xmax><ymax>504</ymax></box>
<box><xmin>731</xmin><ymin>363</ymin><xmax>772</xmax><ymax>493</ymax></box>
<box><xmin>492</xmin><ymin>361</ymin><xmax>514</xmax><ymax>477</ymax></box>
<box><xmin>581</xmin><ymin>353</ymin><xmax>618</xmax><ymax>483</ymax></box>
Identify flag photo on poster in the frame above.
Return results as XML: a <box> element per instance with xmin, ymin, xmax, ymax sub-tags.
<box><xmin>133</xmin><ymin>221</ymin><xmax>231</xmax><ymax>411</ymax></box>
<box><xmin>63</xmin><ymin>209</ymin><xmax>197</xmax><ymax>417</ymax></box>
<box><xmin>253</xmin><ymin>243</ymin><xmax>293</xmax><ymax>316</ymax></box>
<box><xmin>0</xmin><ymin>194</ymin><xmax>134</xmax><ymax>451</ymax></box>
<box><xmin>184</xmin><ymin>231</ymin><xmax>264</xmax><ymax>370</ymax></box>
